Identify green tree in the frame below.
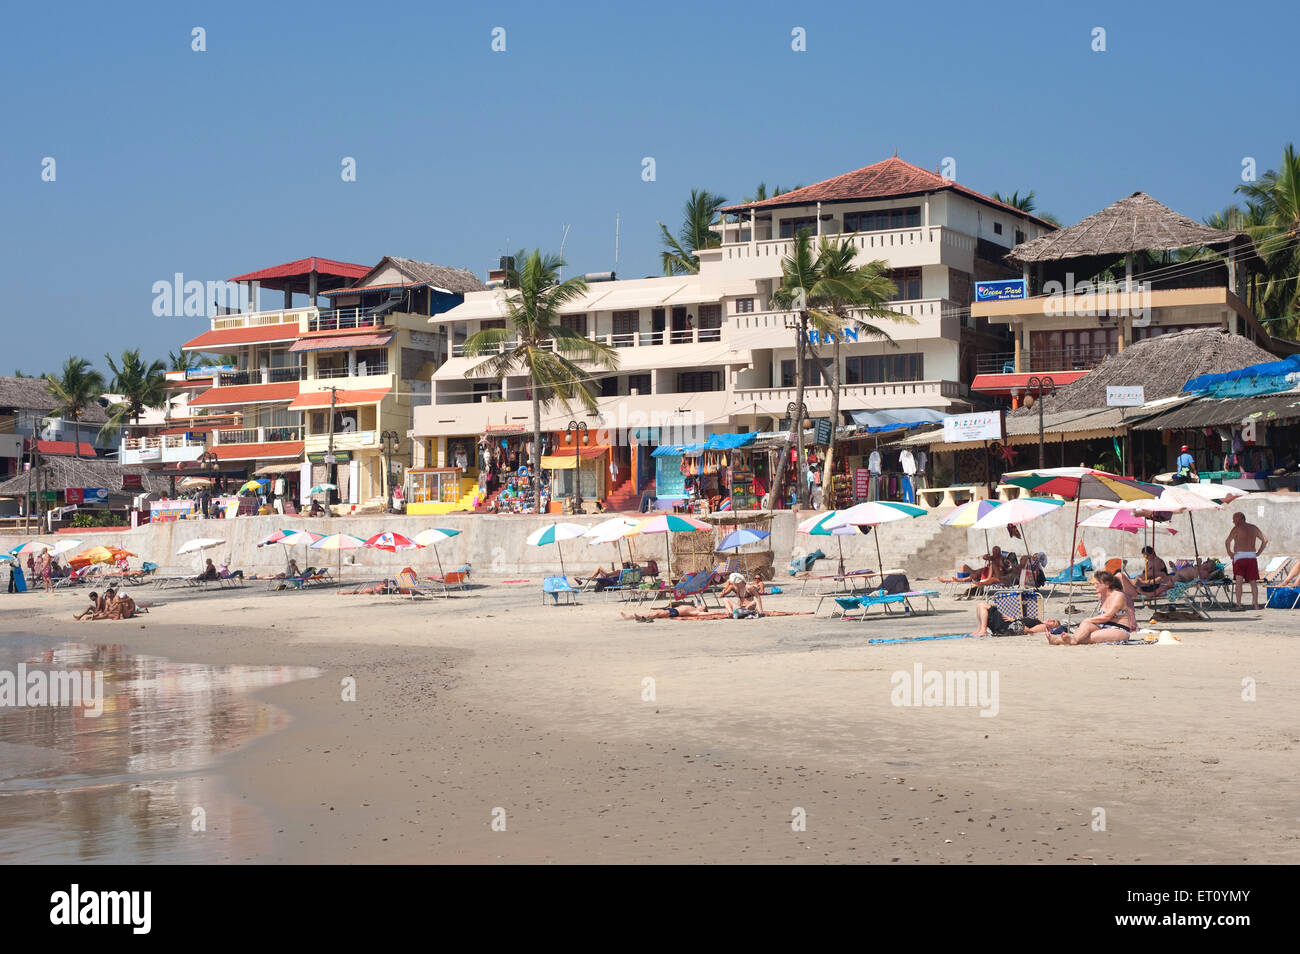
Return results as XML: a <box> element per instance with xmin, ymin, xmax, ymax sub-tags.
<box><xmin>742</xmin><ymin>183</ymin><xmax>802</xmax><ymax>204</ymax></box>
<box><xmin>1236</xmin><ymin>143</ymin><xmax>1300</xmax><ymax>337</ymax></box>
<box><xmin>43</xmin><ymin>357</ymin><xmax>106</xmax><ymax>459</ymax></box>
<box><xmin>658</xmin><ymin>189</ymin><xmax>727</xmax><ymax>275</ymax></box>
<box><xmin>101</xmin><ymin>349</ymin><xmax>167</xmax><ymax>440</ymax></box>
<box><xmin>462</xmin><ymin>250</ymin><xmax>619</xmax><ymax>512</ymax></box>
<box><xmin>993</xmin><ymin>190</ymin><xmax>1061</xmax><ymax>227</ymax></box>
<box><xmin>168</xmin><ymin>349</ymin><xmax>198</xmax><ymax>372</ymax></box>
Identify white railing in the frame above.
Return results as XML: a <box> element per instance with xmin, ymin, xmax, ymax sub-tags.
<box><xmin>730</xmin><ymin>300</ymin><xmax>958</xmax><ymax>333</ymax></box>
<box><xmin>211</xmin><ymin>306</ymin><xmax>316</xmax><ymax>332</ymax></box>
<box><xmin>734</xmin><ymin>380</ymin><xmax>964</xmax><ymax>403</ymax></box>
<box><xmin>313</xmin><ymin>363</ymin><xmax>390</xmax><ymax>379</ymax></box>
<box><xmin>122</xmin><ymin>434</ymin><xmax>208</xmax><ymax>452</ymax></box>
<box><xmin>449</xmin><ymin>327</ymin><xmax>722</xmax><ymax>357</ymax></box>
<box><xmin>213</xmin><ymin>426</ymin><xmax>303</xmax><ymax>445</ymax></box>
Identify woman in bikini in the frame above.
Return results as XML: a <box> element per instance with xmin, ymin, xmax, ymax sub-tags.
<box><xmin>1051</xmin><ymin>571</ymin><xmax>1135</xmax><ymax>645</ymax></box>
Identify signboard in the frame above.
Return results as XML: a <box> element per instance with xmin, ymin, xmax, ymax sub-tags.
<box><xmin>66</xmin><ymin>488</ymin><xmax>109</xmax><ymax>505</ymax></box>
<box><xmin>150</xmin><ymin>499</ymin><xmax>194</xmax><ymax>520</ymax></box>
<box><xmin>186</xmin><ymin>365</ymin><xmax>234</xmax><ymax>379</ymax></box>
<box><xmin>974</xmin><ymin>279</ymin><xmax>1028</xmax><ymax>302</ymax></box>
<box><xmin>65</xmin><ymin>488</ymin><xmax>83</xmax><ymax>504</ymax></box>
<box><xmin>485</xmin><ymin>425</ymin><xmax>527</xmax><ymax>435</ymax></box>
<box><xmin>137</xmin><ymin>447</ymin><xmax>162</xmax><ymax>462</ymax></box>
<box><xmin>943</xmin><ymin>411</ymin><xmax>1003</xmax><ymax>444</ymax></box>
<box><xmin>1105</xmin><ymin>385</ymin><xmax>1145</xmax><ymax>407</ymax></box>
<box><xmin>853</xmin><ymin>468</ymin><xmax>871</xmax><ymax>499</ymax></box>
<box><xmin>813</xmin><ymin>418</ymin><xmax>833</xmax><ymax>446</ymax></box>
<box><xmin>122</xmin><ymin>474</ymin><xmax>143</xmax><ymax>490</ymax></box>
<box><xmin>308</xmin><ymin>451</ymin><xmax>352</xmax><ymax>464</ymax></box>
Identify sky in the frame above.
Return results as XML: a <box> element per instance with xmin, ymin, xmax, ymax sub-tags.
<box><xmin>3</xmin><ymin>0</ymin><xmax>1297</xmax><ymax>374</ymax></box>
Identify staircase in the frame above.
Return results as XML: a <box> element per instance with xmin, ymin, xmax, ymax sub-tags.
<box><xmin>604</xmin><ymin>476</ymin><xmax>652</xmax><ymax>513</ymax></box>
<box><xmin>809</xmin><ymin>512</ymin><xmax>973</xmax><ymax>582</ymax></box>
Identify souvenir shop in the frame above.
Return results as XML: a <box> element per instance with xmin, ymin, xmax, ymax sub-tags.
<box><xmin>651</xmin><ymin>433</ymin><xmax>768</xmax><ymax>512</ymax></box>
<box><xmin>823</xmin><ymin>432</ymin><xmax>929</xmax><ymax>507</ymax></box>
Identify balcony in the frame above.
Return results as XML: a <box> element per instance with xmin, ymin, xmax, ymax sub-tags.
<box><xmin>729</xmin><ymin>300</ymin><xmax>958</xmax><ymax>349</ymax></box>
<box><xmin>119</xmin><ymin>434</ymin><xmax>206</xmax><ymax>465</ymax></box>
<box><xmin>217</xmin><ymin>366</ymin><xmax>306</xmax><ymax>386</ymax></box>
<box><xmin>303</xmin><ymin>429</ymin><xmax>379</xmax><ymax>452</ymax></box>
<box><xmin>312</xmin><ymin>360</ymin><xmax>389</xmax><ymax>380</ymax></box>
<box><xmin>307</xmin><ymin>307</ymin><xmax>392</xmax><ymax>334</ymax></box>
<box><xmin>703</xmin><ymin>226</ymin><xmax>977</xmax><ymax>278</ymax></box>
<box><xmin>732</xmin><ymin>380</ymin><xmax>966</xmax><ymax>413</ymax></box>
<box><xmin>214</xmin><ymin>426</ymin><xmax>304</xmax><ymax>445</ymax></box>
<box><xmin>211</xmin><ymin>306</ymin><xmax>314</xmax><ymax>333</ymax></box>
<box><xmin>449</xmin><ymin>327</ymin><xmax>722</xmax><ymax>358</ymax></box>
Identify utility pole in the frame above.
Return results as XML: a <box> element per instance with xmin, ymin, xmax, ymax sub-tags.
<box><xmin>380</xmin><ymin>429</ymin><xmax>400</xmax><ymax>512</ymax></box>
<box><xmin>321</xmin><ymin>386</ymin><xmax>340</xmax><ymax>505</ymax></box>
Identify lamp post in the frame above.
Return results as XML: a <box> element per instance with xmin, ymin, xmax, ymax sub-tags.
<box><xmin>380</xmin><ymin>429</ymin><xmax>400</xmax><ymax>512</ymax></box>
<box><xmin>197</xmin><ymin>450</ymin><xmax>218</xmax><ymax>518</ymax></box>
<box><xmin>320</xmin><ymin>386</ymin><xmax>341</xmax><ymax>504</ymax></box>
<box><xmin>1023</xmin><ymin>375</ymin><xmax>1057</xmax><ymax>469</ymax></box>
<box><xmin>787</xmin><ymin>401</ymin><xmax>809</xmax><ymax>508</ymax></box>
<box><xmin>565</xmin><ymin>420</ymin><xmax>589</xmax><ymax>513</ymax></box>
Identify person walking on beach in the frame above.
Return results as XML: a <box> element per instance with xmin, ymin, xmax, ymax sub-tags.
<box><xmin>1225</xmin><ymin>511</ymin><xmax>1268</xmax><ymax>610</ymax></box>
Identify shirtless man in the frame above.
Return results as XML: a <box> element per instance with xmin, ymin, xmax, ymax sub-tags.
<box><xmin>621</xmin><ymin>602</ymin><xmax>711</xmax><ymax>621</ymax></box>
<box><xmin>103</xmin><ymin>592</ymin><xmax>137</xmax><ymax>620</ymax></box>
<box><xmin>73</xmin><ymin>591</ymin><xmax>106</xmax><ymax>620</ymax></box>
<box><xmin>1225</xmin><ymin>511</ymin><xmax>1268</xmax><ymax>610</ymax></box>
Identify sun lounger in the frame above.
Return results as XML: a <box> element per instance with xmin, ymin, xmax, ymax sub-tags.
<box><xmin>833</xmin><ymin>589</ymin><xmax>939</xmax><ymax>619</ymax></box>
<box><xmin>1261</xmin><ymin>556</ymin><xmax>1291</xmax><ymax>583</ymax></box>
<box><xmin>1043</xmin><ymin>558</ymin><xmax>1094</xmax><ymax>602</ymax></box>
<box><xmin>1265</xmin><ymin>584</ymin><xmax>1300</xmax><ymax>609</ymax></box>
<box><xmin>543</xmin><ymin>575</ymin><xmax>579</xmax><ymax>605</ymax></box>
<box><xmin>603</xmin><ymin>567</ymin><xmax>644</xmax><ymax>601</ymax></box>
<box><xmin>1147</xmin><ymin>579</ymin><xmax>1211</xmax><ymax>620</ymax></box>
<box><xmin>393</xmin><ymin>568</ymin><xmax>437</xmax><ymax>599</ymax></box>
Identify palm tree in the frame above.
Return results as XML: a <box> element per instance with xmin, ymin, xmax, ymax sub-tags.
<box><xmin>658</xmin><ymin>189</ymin><xmax>727</xmax><ymax>275</ymax></box>
<box><xmin>462</xmin><ymin>250</ymin><xmax>619</xmax><ymax>512</ymax></box>
<box><xmin>742</xmin><ymin>183</ymin><xmax>803</xmax><ymax>204</ymax></box>
<box><xmin>1236</xmin><ymin>144</ymin><xmax>1300</xmax><ymax>336</ymax></box>
<box><xmin>168</xmin><ymin>349</ymin><xmax>198</xmax><ymax>372</ymax></box>
<box><xmin>766</xmin><ymin>230</ymin><xmax>820</xmax><ymax>509</ymax></box>
<box><xmin>800</xmin><ymin>239</ymin><xmax>914</xmax><ymax>497</ymax></box>
<box><xmin>43</xmin><ymin>357</ymin><xmax>106</xmax><ymax>459</ymax></box>
<box><xmin>101</xmin><ymin>350</ymin><xmax>167</xmax><ymax>441</ymax></box>
<box><xmin>993</xmin><ymin>190</ymin><xmax>1061</xmax><ymax>227</ymax></box>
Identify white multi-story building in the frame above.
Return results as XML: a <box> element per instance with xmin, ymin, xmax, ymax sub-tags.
<box><xmin>410</xmin><ymin>156</ymin><xmax>1053</xmax><ymax>506</ymax></box>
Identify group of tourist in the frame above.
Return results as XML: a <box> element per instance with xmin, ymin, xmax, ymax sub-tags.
<box><xmin>72</xmin><ymin>587</ymin><xmax>142</xmax><ymax>621</ymax></box>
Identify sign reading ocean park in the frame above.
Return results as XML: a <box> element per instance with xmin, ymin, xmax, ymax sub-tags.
<box><xmin>943</xmin><ymin>411</ymin><xmax>1003</xmax><ymax>443</ymax></box>
<box><xmin>974</xmin><ymin>279</ymin><xmax>1027</xmax><ymax>302</ymax></box>
<box><xmin>1105</xmin><ymin>385</ymin><xmax>1145</xmax><ymax>407</ymax></box>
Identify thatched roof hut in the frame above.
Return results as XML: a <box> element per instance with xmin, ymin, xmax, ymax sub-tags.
<box><xmin>1008</xmin><ymin>192</ymin><xmax>1256</xmax><ymax>265</ymax></box>
<box><xmin>0</xmin><ymin>376</ymin><xmax>108</xmax><ymax>423</ymax></box>
<box><xmin>0</xmin><ymin>456</ymin><xmax>168</xmax><ymax>498</ymax></box>
<box><xmin>1010</xmin><ymin>329</ymin><xmax>1276</xmax><ymax>416</ymax></box>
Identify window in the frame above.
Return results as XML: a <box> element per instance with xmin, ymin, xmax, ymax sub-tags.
<box><xmin>843</xmin><ymin>206</ymin><xmax>921</xmax><ymax>232</ymax></box>
<box><xmin>480</xmin><ymin>319</ymin><xmax>506</xmax><ymax>330</ymax></box>
<box><xmin>472</xmin><ymin>380</ymin><xmax>503</xmax><ymax>400</ymax></box>
<box><xmin>735</xmin><ymin>297</ymin><xmax>755</xmax><ymax>314</ymax></box>
<box><xmin>561</xmin><ymin>314</ymin><xmax>588</xmax><ymax>334</ymax></box>
<box><xmin>697</xmin><ymin>304</ymin><xmax>721</xmax><ymax>329</ymax></box>
<box><xmin>1015</xmin><ymin>229</ymin><xmax>1026</xmax><ymax>244</ymax></box>
<box><xmin>600</xmin><ymin>376</ymin><xmax>619</xmax><ymax>397</ymax></box>
<box><xmin>886</xmin><ymin>268</ymin><xmax>922</xmax><ymax>301</ymax></box>
<box><xmin>677</xmin><ymin>371</ymin><xmax>722</xmax><ymax>393</ymax></box>
<box><xmin>780</xmin><ymin>360</ymin><xmax>822</xmax><ymax>388</ymax></box>
<box><xmin>779</xmin><ymin>216</ymin><xmax>818</xmax><ymax>239</ymax></box>
<box><xmin>844</xmin><ymin>353</ymin><xmax>924</xmax><ymax>384</ymax></box>
<box><xmin>1029</xmin><ymin>328</ymin><xmax>1120</xmax><ymax>370</ymax></box>
<box><xmin>993</xmin><ymin>222</ymin><xmax>1003</xmax><ymax>235</ymax></box>
<box><xmin>628</xmin><ymin>373</ymin><xmax>651</xmax><ymax>395</ymax></box>
<box><xmin>355</xmin><ymin>348</ymin><xmax>388</xmax><ymax>375</ymax></box>
<box><xmin>612</xmin><ymin>310</ymin><xmax>639</xmax><ymax>335</ymax></box>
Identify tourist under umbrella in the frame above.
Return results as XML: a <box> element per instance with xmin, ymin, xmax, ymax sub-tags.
<box><xmin>968</xmin><ymin>497</ymin><xmax>1064</xmax><ymax>560</ymax></box>
<box><xmin>413</xmin><ymin>528</ymin><xmax>462</xmax><ymax>577</ymax></box>
<box><xmin>525</xmin><ymin>523</ymin><xmax>589</xmax><ymax>578</ymax></box>
<box><xmin>824</xmin><ymin>501</ymin><xmax>926</xmax><ymax>582</ymax></box>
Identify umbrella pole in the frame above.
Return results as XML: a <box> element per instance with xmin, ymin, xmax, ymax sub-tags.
<box><xmin>837</xmin><ymin>537</ymin><xmax>844</xmax><ymax>577</ymax></box>
<box><xmin>1189</xmin><ymin>511</ymin><xmax>1200</xmax><ymax>565</ymax></box>
<box><xmin>874</xmin><ymin>526</ymin><xmax>884</xmax><ymax>586</ymax></box>
<box><xmin>559</xmin><ymin>541</ymin><xmax>567</xmax><ymax>579</ymax></box>
<box><xmin>1066</xmin><ymin>495</ymin><xmax>1081</xmax><ymax>610</ymax></box>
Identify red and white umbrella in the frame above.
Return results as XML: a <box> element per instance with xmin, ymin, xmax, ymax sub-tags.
<box><xmin>363</xmin><ymin>532</ymin><xmax>421</xmax><ymax>552</ymax></box>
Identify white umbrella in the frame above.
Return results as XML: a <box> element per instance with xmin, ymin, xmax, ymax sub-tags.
<box><xmin>526</xmin><ymin>523</ymin><xmax>590</xmax><ymax>577</ymax></box>
<box><xmin>1131</xmin><ymin>485</ymin><xmax>1223</xmax><ymax>564</ymax></box>
<box><xmin>969</xmin><ymin>497</ymin><xmax>1064</xmax><ymax>560</ymax></box>
<box><xmin>583</xmin><ymin>517</ymin><xmax>642</xmax><ymax>565</ymax></box>
<box><xmin>177</xmin><ymin>537</ymin><xmax>226</xmax><ymax>555</ymax></box>
<box><xmin>51</xmin><ymin>538</ymin><xmax>84</xmax><ymax>556</ymax></box>
<box><xmin>413</xmin><ymin>528</ymin><xmax>462</xmax><ymax>576</ymax></box>
<box><xmin>822</xmin><ymin>501</ymin><xmax>926</xmax><ymax>580</ymax></box>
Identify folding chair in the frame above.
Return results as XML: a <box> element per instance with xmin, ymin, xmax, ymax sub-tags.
<box><xmin>543</xmin><ymin>575</ymin><xmax>579</xmax><ymax>605</ymax></box>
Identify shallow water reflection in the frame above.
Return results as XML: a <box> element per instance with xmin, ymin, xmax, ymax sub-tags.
<box><xmin>0</xmin><ymin>636</ymin><xmax>319</xmax><ymax>863</ymax></box>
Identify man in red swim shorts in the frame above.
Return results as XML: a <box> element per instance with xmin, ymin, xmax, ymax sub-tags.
<box><xmin>1225</xmin><ymin>511</ymin><xmax>1268</xmax><ymax>610</ymax></box>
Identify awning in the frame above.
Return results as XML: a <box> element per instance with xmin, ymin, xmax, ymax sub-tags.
<box><xmin>847</xmin><ymin>408</ymin><xmax>946</xmax><ymax>429</ymax></box>
<box><xmin>971</xmin><ymin>370</ymin><xmax>1089</xmax><ymax>395</ymax></box>
<box><xmin>188</xmin><ymin>383</ymin><xmax>301</xmax><ymax>408</ymax></box>
<box><xmin>541</xmin><ymin>446</ymin><xmax>607</xmax><ymax>470</ymax></box>
<box><xmin>253</xmin><ymin>462</ymin><xmax>304</xmax><ymax>476</ymax></box>
<box><xmin>288</xmin><ymin>332</ymin><xmax>393</xmax><ymax>353</ymax></box>
<box><xmin>1133</xmin><ymin>389</ymin><xmax>1300</xmax><ymax>430</ymax></box>
<box><xmin>704</xmin><ymin>432</ymin><xmax>757</xmax><ymax>450</ymax></box>
<box><xmin>288</xmin><ymin>387</ymin><xmax>390</xmax><ymax>410</ymax></box>
<box><xmin>182</xmin><ymin>324</ymin><xmax>301</xmax><ymax>352</ymax></box>
<box><xmin>652</xmin><ymin>444</ymin><xmax>702</xmax><ymax>457</ymax></box>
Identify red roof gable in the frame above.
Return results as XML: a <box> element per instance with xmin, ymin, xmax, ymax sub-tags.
<box><xmin>182</xmin><ymin>323</ymin><xmax>301</xmax><ymax>351</ymax></box>
<box><xmin>226</xmin><ymin>257</ymin><xmax>370</xmax><ymax>284</ymax></box>
<box><xmin>188</xmin><ymin>382</ymin><xmax>300</xmax><ymax>408</ymax></box>
<box><xmin>35</xmin><ymin>440</ymin><xmax>99</xmax><ymax>457</ymax></box>
<box><xmin>722</xmin><ymin>156</ymin><xmax>1054</xmax><ymax>226</ymax></box>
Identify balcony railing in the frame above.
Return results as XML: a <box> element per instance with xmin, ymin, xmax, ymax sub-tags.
<box><xmin>448</xmin><ymin>325</ymin><xmax>733</xmax><ymax>357</ymax></box>
<box><xmin>308</xmin><ymin>308</ymin><xmax>392</xmax><ymax>333</ymax></box>
<box><xmin>211</xmin><ymin>306</ymin><xmax>315</xmax><ymax>332</ymax></box>
<box><xmin>975</xmin><ymin>352</ymin><xmax>1018</xmax><ymax>375</ymax></box>
<box><xmin>313</xmin><ymin>361</ymin><xmax>389</xmax><ymax>379</ymax></box>
<box><xmin>217</xmin><ymin>366</ymin><xmax>305</xmax><ymax>386</ymax></box>
<box><xmin>716</xmin><ymin>226</ymin><xmax>975</xmax><ymax>258</ymax></box>
<box><xmin>1027</xmin><ymin>346</ymin><xmax>1117</xmax><ymax>373</ymax></box>
<box><xmin>213</xmin><ymin>426</ymin><xmax>303</xmax><ymax>445</ymax></box>
<box><xmin>735</xmin><ymin>380</ymin><xmax>964</xmax><ymax>403</ymax></box>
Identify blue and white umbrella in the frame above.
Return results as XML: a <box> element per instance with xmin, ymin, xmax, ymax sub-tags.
<box><xmin>718</xmin><ymin>528</ymin><xmax>770</xmax><ymax>552</ymax></box>
<box><xmin>526</xmin><ymin>523</ymin><xmax>588</xmax><ymax>576</ymax></box>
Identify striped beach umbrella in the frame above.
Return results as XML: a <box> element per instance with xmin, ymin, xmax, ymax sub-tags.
<box><xmin>413</xmin><ymin>528</ymin><xmax>462</xmax><ymax>576</ymax></box>
<box><xmin>718</xmin><ymin>528</ymin><xmax>770</xmax><ymax>552</ymax></box>
<box><xmin>363</xmin><ymin>532</ymin><xmax>421</xmax><ymax>552</ymax></box>
<box><xmin>938</xmin><ymin>498</ymin><xmax>1001</xmax><ymax>558</ymax></box>
<box><xmin>970</xmin><ymin>497</ymin><xmax>1064</xmax><ymax>559</ymax></box>
<box><xmin>797</xmin><ymin>510</ymin><xmax>862</xmax><ymax>575</ymax></box>
<box><xmin>628</xmin><ymin>513</ymin><xmax>711</xmax><ymax>573</ymax></box>
<box><xmin>9</xmin><ymin>541</ymin><xmax>53</xmax><ymax>556</ymax></box>
<box><xmin>824</xmin><ymin>501</ymin><xmax>926</xmax><ymax>581</ymax></box>
<box><xmin>526</xmin><ymin>523</ymin><xmax>588</xmax><ymax>577</ymax></box>
<box><xmin>309</xmin><ymin>533</ymin><xmax>366</xmax><ymax>581</ymax></box>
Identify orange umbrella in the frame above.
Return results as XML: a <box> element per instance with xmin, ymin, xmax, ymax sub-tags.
<box><xmin>69</xmin><ymin>545</ymin><xmax>136</xmax><ymax>570</ymax></box>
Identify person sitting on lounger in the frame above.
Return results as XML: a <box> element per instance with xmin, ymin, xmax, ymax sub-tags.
<box><xmin>971</xmin><ymin>600</ymin><xmax>1061</xmax><ymax>637</ymax></box>
<box><xmin>938</xmin><ymin>564</ymin><xmax>981</xmax><ymax>584</ymax></box>
<box><xmin>957</xmin><ymin>548</ymin><xmax>1014</xmax><ymax>598</ymax></box>
<box><xmin>578</xmin><ymin>566</ymin><xmax>621</xmax><ymax>590</ymax></box>
<box><xmin>1049</xmin><ymin>571</ymin><xmax>1135</xmax><ymax>645</ymax></box>
<box><xmin>218</xmin><ymin>563</ymin><xmax>244</xmax><ymax>580</ymax></box>
<box><xmin>1133</xmin><ymin>546</ymin><xmax>1173</xmax><ymax>595</ymax></box>
<box><xmin>621</xmin><ymin>602</ymin><xmax>712</xmax><ymax>621</ymax></box>
<box><xmin>1275</xmin><ymin>560</ymin><xmax>1300</xmax><ymax>587</ymax></box>
<box><xmin>74</xmin><ymin>591</ymin><xmax>106</xmax><ymax>620</ymax></box>
<box><xmin>198</xmin><ymin>559</ymin><xmax>219</xmax><ymax>582</ymax></box>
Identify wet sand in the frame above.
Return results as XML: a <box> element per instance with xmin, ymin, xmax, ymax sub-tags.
<box><xmin>2</xmin><ymin>580</ymin><xmax>1298</xmax><ymax>864</ymax></box>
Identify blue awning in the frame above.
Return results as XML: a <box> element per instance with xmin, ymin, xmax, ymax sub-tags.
<box><xmin>651</xmin><ymin>444</ymin><xmax>701</xmax><ymax>458</ymax></box>
<box><xmin>703</xmin><ymin>432</ymin><xmax>758</xmax><ymax>450</ymax></box>
<box><xmin>1183</xmin><ymin>355</ymin><xmax>1300</xmax><ymax>398</ymax></box>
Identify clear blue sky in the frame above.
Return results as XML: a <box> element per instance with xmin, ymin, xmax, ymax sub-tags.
<box><xmin>3</xmin><ymin>0</ymin><xmax>1297</xmax><ymax>373</ymax></box>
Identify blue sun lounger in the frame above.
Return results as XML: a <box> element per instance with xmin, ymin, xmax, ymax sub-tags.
<box><xmin>543</xmin><ymin>575</ymin><xmax>579</xmax><ymax>605</ymax></box>
<box><xmin>833</xmin><ymin>589</ymin><xmax>939</xmax><ymax>620</ymax></box>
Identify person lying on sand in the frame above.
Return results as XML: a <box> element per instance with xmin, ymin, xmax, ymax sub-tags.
<box><xmin>970</xmin><ymin>601</ymin><xmax>1062</xmax><ymax>637</ymax></box>
<box><xmin>73</xmin><ymin>591</ymin><xmax>107</xmax><ymax>620</ymax></box>
<box><xmin>622</xmin><ymin>602</ymin><xmax>712</xmax><ymax>621</ymax></box>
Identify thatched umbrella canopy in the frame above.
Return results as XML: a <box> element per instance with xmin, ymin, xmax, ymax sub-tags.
<box><xmin>1009</xmin><ymin>192</ymin><xmax>1258</xmax><ymax>267</ymax></box>
<box><xmin>1009</xmin><ymin>328</ymin><xmax>1277</xmax><ymax>416</ymax></box>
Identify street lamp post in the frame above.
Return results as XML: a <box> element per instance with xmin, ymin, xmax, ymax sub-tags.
<box><xmin>380</xmin><ymin>430</ymin><xmax>400</xmax><ymax>512</ymax></box>
<box><xmin>320</xmin><ymin>386</ymin><xmax>341</xmax><ymax>505</ymax></box>
<box><xmin>1023</xmin><ymin>375</ymin><xmax>1057</xmax><ymax>469</ymax></box>
<box><xmin>197</xmin><ymin>450</ymin><xmax>218</xmax><ymax>518</ymax></box>
<box><xmin>565</xmin><ymin>420</ymin><xmax>589</xmax><ymax>513</ymax></box>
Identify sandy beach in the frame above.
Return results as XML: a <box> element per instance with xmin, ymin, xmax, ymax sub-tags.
<box><xmin>2</xmin><ymin>577</ymin><xmax>1297</xmax><ymax>865</ymax></box>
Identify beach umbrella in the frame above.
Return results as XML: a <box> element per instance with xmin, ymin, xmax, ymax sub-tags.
<box><xmin>582</xmin><ymin>517</ymin><xmax>642</xmax><ymax>565</ymax></box>
<box><xmin>309</xmin><ymin>533</ymin><xmax>366</xmax><ymax>581</ymax></box>
<box><xmin>526</xmin><ymin>523</ymin><xmax>589</xmax><ymax>577</ymax></box>
<box><xmin>50</xmin><ymin>538</ymin><xmax>85</xmax><ymax>556</ymax></box>
<box><xmin>796</xmin><ymin>510</ymin><xmax>861</xmax><ymax>575</ymax></box>
<box><xmin>718</xmin><ymin>528</ymin><xmax>770</xmax><ymax>551</ymax></box>
<box><xmin>1077</xmin><ymin>509</ymin><xmax>1178</xmax><ymax>534</ymax></box>
<box><xmin>969</xmin><ymin>497</ymin><xmax>1064</xmax><ymax>559</ymax></box>
<box><xmin>68</xmin><ymin>545</ymin><xmax>135</xmax><ymax>570</ymax></box>
<box><xmin>628</xmin><ymin>513</ymin><xmax>711</xmax><ymax>575</ymax></box>
<box><xmin>1178</xmin><ymin>483</ymin><xmax>1250</xmax><ymax>504</ymax></box>
<box><xmin>413</xmin><ymin>528</ymin><xmax>462</xmax><ymax>577</ymax></box>
<box><xmin>309</xmin><ymin>483</ymin><xmax>338</xmax><ymax>495</ymax></box>
<box><xmin>178</xmin><ymin>476</ymin><xmax>212</xmax><ymax>490</ymax></box>
<box><xmin>177</xmin><ymin>537</ymin><xmax>226</xmax><ymax>555</ymax></box>
<box><xmin>238</xmin><ymin>479</ymin><xmax>268</xmax><ymax>494</ymax></box>
<box><xmin>9</xmin><ymin>541</ymin><xmax>53</xmax><ymax>556</ymax></box>
<box><xmin>938</xmin><ymin>499</ymin><xmax>1002</xmax><ymax>557</ymax></box>
<box><xmin>823</xmin><ymin>501</ymin><xmax>926</xmax><ymax>581</ymax></box>
<box><xmin>1002</xmin><ymin>468</ymin><xmax>1162</xmax><ymax>586</ymax></box>
<box><xmin>257</xmin><ymin>528</ymin><xmax>300</xmax><ymax>572</ymax></box>
<box><xmin>1131</xmin><ymin>485</ymin><xmax>1223</xmax><ymax>564</ymax></box>
<box><xmin>364</xmin><ymin>531</ymin><xmax>421</xmax><ymax>552</ymax></box>
<box><xmin>280</xmin><ymin>530</ymin><xmax>325</xmax><ymax>547</ymax></box>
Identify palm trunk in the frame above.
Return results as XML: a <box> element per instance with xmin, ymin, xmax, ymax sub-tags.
<box><xmin>73</xmin><ymin>415</ymin><xmax>81</xmax><ymax>460</ymax></box>
<box><xmin>794</xmin><ymin>312</ymin><xmax>809</xmax><ymax>509</ymax></box>
<box><xmin>531</xmin><ymin>387</ymin><xmax>543</xmax><ymax>514</ymax></box>
<box><xmin>821</xmin><ymin>336</ymin><xmax>841</xmax><ymax>509</ymax></box>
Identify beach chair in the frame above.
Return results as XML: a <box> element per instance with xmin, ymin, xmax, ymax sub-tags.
<box><xmin>1261</xmin><ymin>556</ymin><xmax>1291</xmax><ymax>583</ymax></box>
<box><xmin>640</xmin><ymin>569</ymin><xmax>721</xmax><ymax>608</ymax></box>
<box><xmin>1265</xmin><ymin>584</ymin><xmax>1300</xmax><ymax>610</ymax></box>
<box><xmin>988</xmin><ymin>588</ymin><xmax>1046</xmax><ymax>634</ymax></box>
<box><xmin>603</xmin><ymin>567</ymin><xmax>643</xmax><ymax>601</ymax></box>
<box><xmin>1043</xmin><ymin>557</ymin><xmax>1093</xmax><ymax>602</ymax></box>
<box><xmin>393</xmin><ymin>568</ymin><xmax>437</xmax><ymax>599</ymax></box>
<box><xmin>1148</xmin><ymin>579</ymin><xmax>1211</xmax><ymax>620</ymax></box>
<box><xmin>543</xmin><ymin>575</ymin><xmax>579</xmax><ymax>605</ymax></box>
<box><xmin>833</xmin><ymin>590</ymin><xmax>910</xmax><ymax>620</ymax></box>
